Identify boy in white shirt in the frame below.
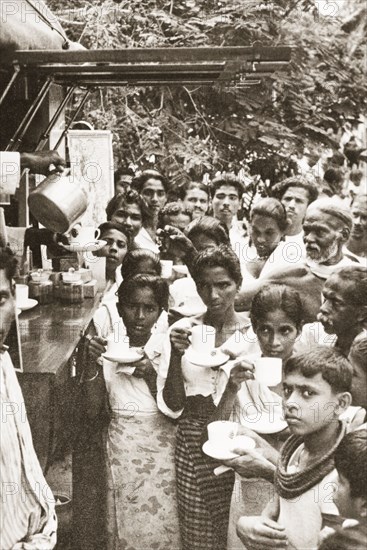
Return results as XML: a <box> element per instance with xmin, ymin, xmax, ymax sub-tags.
<box><xmin>237</xmin><ymin>347</ymin><xmax>352</xmax><ymax>550</ymax></box>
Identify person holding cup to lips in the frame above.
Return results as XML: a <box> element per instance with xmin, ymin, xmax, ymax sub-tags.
<box><xmin>157</xmin><ymin>245</ymin><xmax>254</xmax><ymax>550</ymax></box>
<box><xmin>221</xmin><ymin>284</ymin><xmax>305</xmax><ymax>549</ymax></box>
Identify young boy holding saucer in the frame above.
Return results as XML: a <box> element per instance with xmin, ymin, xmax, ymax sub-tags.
<box><xmin>237</xmin><ymin>346</ymin><xmax>353</xmax><ymax>550</ymax></box>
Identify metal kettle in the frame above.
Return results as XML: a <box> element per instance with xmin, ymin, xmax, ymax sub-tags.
<box><xmin>28</xmin><ymin>169</ymin><xmax>88</xmax><ymax>233</ymax></box>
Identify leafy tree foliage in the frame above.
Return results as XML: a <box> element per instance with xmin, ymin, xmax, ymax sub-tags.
<box><xmin>49</xmin><ymin>0</ymin><xmax>366</xmax><ymax>186</ymax></box>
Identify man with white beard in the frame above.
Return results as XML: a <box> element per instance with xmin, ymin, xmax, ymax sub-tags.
<box><xmin>235</xmin><ymin>199</ymin><xmax>356</xmax><ymax>321</ymax></box>
<box><xmin>302</xmin><ymin>199</ymin><xmax>356</xmax><ymax>273</ymax></box>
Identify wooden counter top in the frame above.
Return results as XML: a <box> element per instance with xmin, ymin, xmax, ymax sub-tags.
<box><xmin>16</xmin><ymin>294</ymin><xmax>103</xmax><ymax>472</ymax></box>
<box><xmin>18</xmin><ymin>294</ymin><xmax>102</xmax><ymax>376</ymax></box>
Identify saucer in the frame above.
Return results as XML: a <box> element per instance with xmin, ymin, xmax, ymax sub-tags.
<box><xmin>241</xmin><ymin>414</ymin><xmax>288</xmax><ymax>434</ymax></box>
<box><xmin>202</xmin><ymin>441</ymin><xmax>239</xmax><ymax>461</ymax></box>
<box><xmin>203</xmin><ymin>435</ymin><xmax>256</xmax><ymax>461</ymax></box>
<box><xmin>185</xmin><ymin>346</ymin><xmax>229</xmax><ymax>368</ymax></box>
<box><xmin>102</xmin><ymin>348</ymin><xmax>144</xmax><ymax>364</ymax></box>
<box><xmin>59</xmin><ymin>240</ymin><xmax>107</xmax><ymax>253</ymax></box>
<box><xmin>17</xmin><ymin>299</ymin><xmax>38</xmax><ymax>312</ymax></box>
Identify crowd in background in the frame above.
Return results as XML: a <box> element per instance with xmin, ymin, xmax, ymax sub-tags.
<box><xmin>1</xmin><ymin>136</ymin><xmax>366</xmax><ymax>550</ymax></box>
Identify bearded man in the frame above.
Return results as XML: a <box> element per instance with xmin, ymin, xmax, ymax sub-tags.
<box><xmin>235</xmin><ymin>199</ymin><xmax>356</xmax><ymax>321</ymax></box>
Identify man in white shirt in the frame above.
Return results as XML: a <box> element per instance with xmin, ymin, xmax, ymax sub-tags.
<box><xmin>0</xmin><ymin>247</ymin><xmax>57</xmax><ymax>549</ymax></box>
<box><xmin>0</xmin><ymin>150</ymin><xmax>65</xmax><ymax>195</ymax></box>
<box><xmin>210</xmin><ymin>174</ymin><xmax>248</xmax><ymax>273</ymax></box>
<box><xmin>272</xmin><ymin>176</ymin><xmax>319</xmax><ymax>258</ymax></box>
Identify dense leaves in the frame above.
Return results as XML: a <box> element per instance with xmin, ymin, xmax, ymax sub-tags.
<box><xmin>48</xmin><ymin>0</ymin><xmax>366</xmax><ymax>185</ymax></box>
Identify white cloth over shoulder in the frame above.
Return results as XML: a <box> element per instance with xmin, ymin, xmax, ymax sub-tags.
<box><xmin>242</xmin><ymin>240</ymin><xmax>304</xmax><ymax>282</ymax></box>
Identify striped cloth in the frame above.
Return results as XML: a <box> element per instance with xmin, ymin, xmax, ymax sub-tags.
<box><xmin>0</xmin><ymin>351</ymin><xmax>57</xmax><ymax>549</ymax></box>
<box><xmin>176</xmin><ymin>395</ymin><xmax>235</xmax><ymax>550</ymax></box>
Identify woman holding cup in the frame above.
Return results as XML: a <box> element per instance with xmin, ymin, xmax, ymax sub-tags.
<box><xmin>222</xmin><ymin>284</ymin><xmax>305</xmax><ymax>549</ymax></box>
<box><xmin>158</xmin><ymin>245</ymin><xmax>254</xmax><ymax>550</ymax></box>
<box><xmin>82</xmin><ymin>274</ymin><xmax>180</xmax><ymax>550</ymax></box>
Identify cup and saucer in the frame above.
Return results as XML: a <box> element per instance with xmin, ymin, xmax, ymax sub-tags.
<box><xmin>59</xmin><ymin>226</ymin><xmax>107</xmax><ymax>253</ymax></box>
<box><xmin>15</xmin><ymin>284</ymin><xmax>38</xmax><ymax>312</ymax></box>
<box><xmin>202</xmin><ymin>421</ymin><xmax>256</xmax><ymax>461</ymax></box>
<box><xmin>102</xmin><ymin>334</ymin><xmax>144</xmax><ymax>366</ymax></box>
<box><xmin>184</xmin><ymin>324</ymin><xmax>229</xmax><ymax>368</ymax></box>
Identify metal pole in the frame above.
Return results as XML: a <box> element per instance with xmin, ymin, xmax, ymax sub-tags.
<box><xmin>35</xmin><ymin>85</ymin><xmax>76</xmax><ymax>151</ymax></box>
<box><xmin>53</xmin><ymin>88</ymin><xmax>93</xmax><ymax>151</ymax></box>
<box><xmin>6</xmin><ymin>77</ymin><xmax>53</xmax><ymax>151</ymax></box>
<box><xmin>0</xmin><ymin>65</ymin><xmax>20</xmax><ymax>109</ymax></box>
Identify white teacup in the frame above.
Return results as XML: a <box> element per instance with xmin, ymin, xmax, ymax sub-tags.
<box><xmin>255</xmin><ymin>357</ymin><xmax>282</xmax><ymax>386</ymax></box>
<box><xmin>207</xmin><ymin>421</ymin><xmax>238</xmax><ymax>445</ymax></box>
<box><xmin>190</xmin><ymin>324</ymin><xmax>216</xmax><ymax>354</ymax></box>
<box><xmin>106</xmin><ymin>333</ymin><xmax>130</xmax><ymax>357</ymax></box>
<box><xmin>69</xmin><ymin>226</ymin><xmax>101</xmax><ymax>245</ymax></box>
<box><xmin>16</xmin><ymin>284</ymin><xmax>29</xmax><ymax>305</ymax></box>
<box><xmin>160</xmin><ymin>260</ymin><xmax>173</xmax><ymax>279</ymax></box>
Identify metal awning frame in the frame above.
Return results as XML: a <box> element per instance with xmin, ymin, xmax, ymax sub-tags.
<box><xmin>0</xmin><ymin>46</ymin><xmax>292</xmax><ymax>152</ymax></box>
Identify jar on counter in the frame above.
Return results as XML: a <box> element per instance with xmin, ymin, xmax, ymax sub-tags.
<box><xmin>59</xmin><ymin>281</ymin><xmax>84</xmax><ymax>304</ymax></box>
<box><xmin>28</xmin><ymin>280</ymin><xmax>54</xmax><ymax>305</ymax></box>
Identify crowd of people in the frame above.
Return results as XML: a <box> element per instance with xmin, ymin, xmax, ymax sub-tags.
<box><xmin>0</xmin><ymin>149</ymin><xmax>366</xmax><ymax>550</ymax></box>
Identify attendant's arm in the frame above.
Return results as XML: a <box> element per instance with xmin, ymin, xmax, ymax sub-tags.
<box><xmin>20</xmin><ymin>151</ymin><xmax>66</xmax><ymax>174</ymax></box>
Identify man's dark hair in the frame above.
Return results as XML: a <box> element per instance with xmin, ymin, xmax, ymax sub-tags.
<box><xmin>333</xmin><ymin>266</ymin><xmax>367</xmax><ymax>307</ymax></box>
<box><xmin>209</xmin><ymin>173</ymin><xmax>244</xmax><ymax>199</ymax></box>
<box><xmin>114</xmin><ymin>167</ymin><xmax>134</xmax><ymax>183</ymax></box>
<box><xmin>120</xmin><ymin>249</ymin><xmax>161</xmax><ymax>281</ymax></box>
<box><xmin>323</xmin><ymin>168</ymin><xmax>344</xmax><ymax>196</ymax></box>
<box><xmin>0</xmin><ymin>247</ymin><xmax>17</xmax><ymax>282</ymax></box>
<box><xmin>250</xmin><ymin>197</ymin><xmax>288</xmax><ymax>232</ymax></box>
<box><xmin>185</xmin><ymin>216</ymin><xmax>230</xmax><ymax>246</ymax></box>
<box><xmin>98</xmin><ymin>222</ymin><xmax>133</xmax><ymax>248</ymax></box>
<box><xmin>131</xmin><ymin>169</ymin><xmax>168</xmax><ymax>194</ymax></box>
<box><xmin>158</xmin><ymin>202</ymin><xmax>193</xmax><ymax>228</ymax></box>
<box><xmin>284</xmin><ymin>346</ymin><xmax>353</xmax><ymax>393</ymax></box>
<box><xmin>179</xmin><ymin>181</ymin><xmax>209</xmax><ymax>201</ymax></box>
<box><xmin>272</xmin><ymin>177</ymin><xmax>318</xmax><ymax>205</ymax></box>
<box><xmin>335</xmin><ymin>429</ymin><xmax>367</xmax><ymax>499</ymax></box>
<box><xmin>117</xmin><ymin>274</ymin><xmax>169</xmax><ymax>311</ymax></box>
<box><xmin>191</xmin><ymin>244</ymin><xmax>242</xmax><ymax>288</ymax></box>
<box><xmin>105</xmin><ymin>189</ymin><xmax>147</xmax><ymax>222</ymax></box>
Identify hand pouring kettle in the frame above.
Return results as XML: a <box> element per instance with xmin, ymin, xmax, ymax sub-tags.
<box><xmin>28</xmin><ymin>169</ymin><xmax>88</xmax><ymax>233</ymax></box>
